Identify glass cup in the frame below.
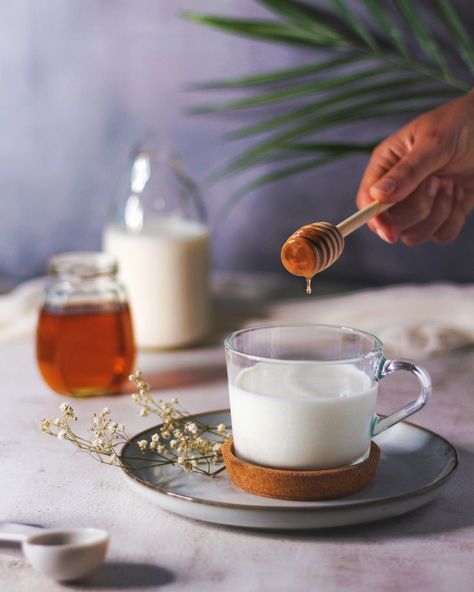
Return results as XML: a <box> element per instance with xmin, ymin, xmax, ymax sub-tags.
<box><xmin>224</xmin><ymin>324</ymin><xmax>431</xmax><ymax>470</ymax></box>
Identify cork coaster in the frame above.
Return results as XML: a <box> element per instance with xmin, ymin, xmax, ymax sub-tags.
<box><xmin>222</xmin><ymin>438</ymin><xmax>380</xmax><ymax>501</ymax></box>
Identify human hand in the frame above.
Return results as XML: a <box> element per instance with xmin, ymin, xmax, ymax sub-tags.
<box><xmin>356</xmin><ymin>92</ymin><xmax>474</xmax><ymax>245</ymax></box>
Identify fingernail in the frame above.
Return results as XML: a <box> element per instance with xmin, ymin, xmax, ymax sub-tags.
<box><xmin>428</xmin><ymin>176</ymin><xmax>440</xmax><ymax>198</ymax></box>
<box><xmin>371</xmin><ymin>178</ymin><xmax>397</xmax><ymax>196</ymax></box>
<box><xmin>377</xmin><ymin>228</ymin><xmax>390</xmax><ymax>242</ymax></box>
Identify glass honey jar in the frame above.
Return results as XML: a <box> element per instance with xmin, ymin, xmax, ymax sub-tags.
<box><xmin>36</xmin><ymin>252</ymin><xmax>136</xmax><ymax>396</ymax></box>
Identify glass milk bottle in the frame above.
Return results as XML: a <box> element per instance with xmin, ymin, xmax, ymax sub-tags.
<box><xmin>103</xmin><ymin>148</ymin><xmax>211</xmax><ymax>349</ymax></box>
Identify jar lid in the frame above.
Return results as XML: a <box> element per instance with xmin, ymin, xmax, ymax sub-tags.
<box><xmin>48</xmin><ymin>252</ymin><xmax>118</xmax><ymax>280</ymax></box>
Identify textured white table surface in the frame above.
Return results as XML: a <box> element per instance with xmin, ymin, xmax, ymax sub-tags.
<box><xmin>1</xmin><ymin>308</ymin><xmax>474</xmax><ymax>592</ymax></box>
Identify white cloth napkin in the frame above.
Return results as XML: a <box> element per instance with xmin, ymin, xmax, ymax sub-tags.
<box><xmin>0</xmin><ymin>277</ymin><xmax>46</xmax><ymax>342</ymax></box>
<box><xmin>252</xmin><ymin>283</ymin><xmax>474</xmax><ymax>359</ymax></box>
<box><xmin>1</xmin><ymin>278</ymin><xmax>473</xmax><ymax>359</ymax></box>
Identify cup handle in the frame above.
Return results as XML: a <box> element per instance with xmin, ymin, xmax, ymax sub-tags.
<box><xmin>371</xmin><ymin>358</ymin><xmax>431</xmax><ymax>437</ymax></box>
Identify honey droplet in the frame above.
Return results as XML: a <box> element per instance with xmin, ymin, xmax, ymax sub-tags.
<box><xmin>306</xmin><ymin>278</ymin><xmax>312</xmax><ymax>295</ymax></box>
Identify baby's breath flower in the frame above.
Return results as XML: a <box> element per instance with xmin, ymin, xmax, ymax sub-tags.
<box><xmin>59</xmin><ymin>402</ymin><xmax>76</xmax><ymax>420</ymax></box>
<box><xmin>186</xmin><ymin>422</ymin><xmax>198</xmax><ymax>435</ymax></box>
<box><xmin>41</xmin><ymin>368</ymin><xmax>229</xmax><ymax>477</ymax></box>
<box><xmin>91</xmin><ymin>437</ymin><xmax>105</xmax><ymax>451</ymax></box>
<box><xmin>137</xmin><ymin>440</ymin><xmax>148</xmax><ymax>452</ymax></box>
<box><xmin>40</xmin><ymin>419</ymin><xmax>51</xmax><ymax>434</ymax></box>
<box><xmin>129</xmin><ymin>370</ymin><xmax>142</xmax><ymax>382</ymax></box>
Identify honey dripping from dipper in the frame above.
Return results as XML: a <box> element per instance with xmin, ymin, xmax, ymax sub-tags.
<box><xmin>281</xmin><ymin>201</ymin><xmax>393</xmax><ymax>293</ymax></box>
<box><xmin>281</xmin><ymin>222</ymin><xmax>344</xmax><ymax>295</ymax></box>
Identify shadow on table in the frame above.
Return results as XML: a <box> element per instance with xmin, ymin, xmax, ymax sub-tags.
<box><xmin>68</xmin><ymin>561</ymin><xmax>175</xmax><ymax>589</ymax></box>
<box><xmin>119</xmin><ymin>364</ymin><xmax>227</xmax><ymax>393</ymax></box>
<box><xmin>146</xmin><ymin>364</ymin><xmax>227</xmax><ymax>390</ymax></box>
<box><xmin>215</xmin><ymin>444</ymin><xmax>474</xmax><ymax>541</ymax></box>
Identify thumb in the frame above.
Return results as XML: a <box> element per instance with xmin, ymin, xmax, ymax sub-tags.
<box><xmin>369</xmin><ymin>142</ymin><xmax>445</xmax><ymax>204</ymax></box>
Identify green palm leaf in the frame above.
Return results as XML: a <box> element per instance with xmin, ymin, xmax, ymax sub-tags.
<box><xmin>435</xmin><ymin>0</ymin><xmax>474</xmax><ymax>74</ymax></box>
<box><xmin>328</xmin><ymin>0</ymin><xmax>378</xmax><ymax>50</ymax></box>
<box><xmin>189</xmin><ymin>65</ymin><xmax>402</xmax><ymax>114</ymax></box>
<box><xmin>257</xmin><ymin>0</ymin><xmax>363</xmax><ymax>46</ymax></box>
<box><xmin>217</xmin><ymin>155</ymin><xmax>341</xmax><ymax>222</ymax></box>
<box><xmin>226</xmin><ymin>80</ymin><xmax>459</xmax><ymax>140</ymax></box>
<box><xmin>395</xmin><ymin>0</ymin><xmax>451</xmax><ymax>79</ymax></box>
<box><xmin>182</xmin><ymin>13</ymin><xmax>349</xmax><ymax>48</ymax></box>
<box><xmin>218</xmin><ymin>95</ymin><xmax>453</xmax><ymax>178</ymax></box>
<box><xmin>284</xmin><ymin>141</ymin><xmax>381</xmax><ymax>154</ymax></box>
<box><xmin>362</xmin><ymin>0</ymin><xmax>411</xmax><ymax>59</ymax></box>
<box><xmin>188</xmin><ymin>55</ymin><xmax>367</xmax><ymax>90</ymax></box>
<box><xmin>185</xmin><ymin>0</ymin><xmax>473</xmax><ymax>212</ymax></box>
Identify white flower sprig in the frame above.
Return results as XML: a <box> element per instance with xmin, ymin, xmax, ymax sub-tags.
<box><xmin>40</xmin><ymin>403</ymin><xmax>126</xmax><ymax>466</ymax></box>
<box><xmin>40</xmin><ymin>369</ymin><xmax>231</xmax><ymax>476</ymax></box>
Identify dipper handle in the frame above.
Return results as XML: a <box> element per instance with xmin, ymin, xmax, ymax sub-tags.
<box><xmin>336</xmin><ymin>201</ymin><xmax>392</xmax><ymax>237</ymax></box>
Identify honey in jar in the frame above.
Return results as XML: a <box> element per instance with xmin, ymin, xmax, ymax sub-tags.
<box><xmin>36</xmin><ymin>252</ymin><xmax>136</xmax><ymax>396</ymax></box>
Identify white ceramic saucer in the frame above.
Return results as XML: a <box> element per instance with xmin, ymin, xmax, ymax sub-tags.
<box><xmin>120</xmin><ymin>410</ymin><xmax>457</xmax><ymax>530</ymax></box>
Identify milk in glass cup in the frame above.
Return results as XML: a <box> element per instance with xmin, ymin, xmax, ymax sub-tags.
<box><xmin>224</xmin><ymin>324</ymin><xmax>431</xmax><ymax>470</ymax></box>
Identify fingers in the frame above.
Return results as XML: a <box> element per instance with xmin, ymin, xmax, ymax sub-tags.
<box><xmin>356</xmin><ymin>140</ymin><xmax>396</xmax><ymax>211</ymax></box>
<box><xmin>356</xmin><ymin>122</ymin><xmax>467</xmax><ymax>245</ymax></box>
<box><xmin>433</xmin><ymin>186</ymin><xmax>467</xmax><ymax>244</ymax></box>
<box><xmin>355</xmin><ymin>144</ymin><xmax>393</xmax><ymax>239</ymax></box>
<box><xmin>373</xmin><ymin>179</ymin><xmax>467</xmax><ymax>246</ymax></box>
<box><xmin>369</xmin><ymin>129</ymin><xmax>448</xmax><ymax>204</ymax></box>
<box><xmin>355</xmin><ymin>128</ymin><xmax>447</xmax><ymax>240</ymax></box>
<box><xmin>400</xmin><ymin>179</ymin><xmax>454</xmax><ymax>246</ymax></box>
<box><xmin>364</xmin><ymin>176</ymin><xmax>441</xmax><ymax>243</ymax></box>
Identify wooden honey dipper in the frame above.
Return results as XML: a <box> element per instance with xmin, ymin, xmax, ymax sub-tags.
<box><xmin>281</xmin><ymin>200</ymin><xmax>393</xmax><ymax>293</ymax></box>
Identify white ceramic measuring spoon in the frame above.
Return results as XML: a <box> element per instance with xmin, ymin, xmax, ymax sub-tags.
<box><xmin>0</xmin><ymin>522</ymin><xmax>109</xmax><ymax>581</ymax></box>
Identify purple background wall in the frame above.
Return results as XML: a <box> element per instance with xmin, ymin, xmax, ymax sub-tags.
<box><xmin>1</xmin><ymin>1</ymin><xmax>472</xmax><ymax>285</ymax></box>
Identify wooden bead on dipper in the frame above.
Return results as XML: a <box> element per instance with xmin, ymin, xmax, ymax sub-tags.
<box><xmin>281</xmin><ymin>201</ymin><xmax>393</xmax><ymax>292</ymax></box>
<box><xmin>281</xmin><ymin>222</ymin><xmax>344</xmax><ymax>280</ymax></box>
